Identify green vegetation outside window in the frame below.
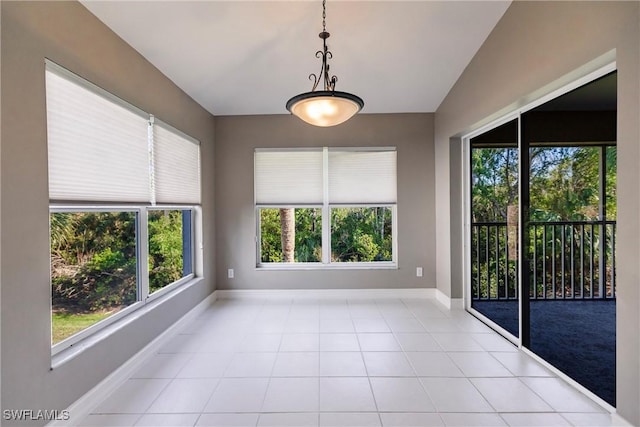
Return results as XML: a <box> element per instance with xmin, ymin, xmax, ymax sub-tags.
<box><xmin>51</xmin><ymin>209</ymin><xmax>195</xmax><ymax>345</ymax></box>
<box><xmin>148</xmin><ymin>209</ymin><xmax>193</xmax><ymax>294</ymax></box>
<box><xmin>51</xmin><ymin>211</ymin><xmax>138</xmax><ymax>344</ymax></box>
<box><xmin>331</xmin><ymin>207</ymin><xmax>393</xmax><ymax>262</ymax></box>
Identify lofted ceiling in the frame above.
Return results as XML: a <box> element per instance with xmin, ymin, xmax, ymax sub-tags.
<box><xmin>81</xmin><ymin>1</ymin><xmax>511</xmax><ymax>116</ymax></box>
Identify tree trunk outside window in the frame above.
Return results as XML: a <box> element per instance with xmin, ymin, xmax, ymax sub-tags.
<box><xmin>280</xmin><ymin>208</ymin><xmax>295</xmax><ymax>262</ymax></box>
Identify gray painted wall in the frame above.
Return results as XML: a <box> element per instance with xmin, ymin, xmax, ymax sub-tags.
<box><xmin>214</xmin><ymin>114</ymin><xmax>435</xmax><ymax>291</ymax></box>
<box><xmin>434</xmin><ymin>1</ymin><xmax>639</xmax><ymax>424</ymax></box>
<box><xmin>1</xmin><ymin>2</ymin><xmax>216</xmax><ymax>424</ymax></box>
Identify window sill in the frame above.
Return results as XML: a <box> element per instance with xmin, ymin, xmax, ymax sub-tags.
<box><xmin>51</xmin><ymin>277</ymin><xmax>203</xmax><ymax>369</ymax></box>
<box><xmin>256</xmin><ymin>262</ymin><xmax>398</xmax><ymax>271</ymax></box>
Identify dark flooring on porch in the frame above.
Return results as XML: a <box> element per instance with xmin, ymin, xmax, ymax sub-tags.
<box><xmin>472</xmin><ymin>299</ymin><xmax>616</xmax><ymax>407</ymax></box>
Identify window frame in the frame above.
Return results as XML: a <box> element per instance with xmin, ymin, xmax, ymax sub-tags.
<box><xmin>255</xmin><ymin>147</ymin><xmax>398</xmax><ymax>269</ymax></box>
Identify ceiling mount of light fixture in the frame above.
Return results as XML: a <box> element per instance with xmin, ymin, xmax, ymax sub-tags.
<box><xmin>286</xmin><ymin>0</ymin><xmax>364</xmax><ymax>127</ymax></box>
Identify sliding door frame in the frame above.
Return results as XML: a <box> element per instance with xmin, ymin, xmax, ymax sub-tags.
<box><xmin>463</xmin><ymin>112</ymin><xmax>522</xmax><ymax>345</ymax></box>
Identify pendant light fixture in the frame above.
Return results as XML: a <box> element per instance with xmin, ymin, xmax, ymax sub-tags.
<box><xmin>286</xmin><ymin>0</ymin><xmax>364</xmax><ymax>127</ymax></box>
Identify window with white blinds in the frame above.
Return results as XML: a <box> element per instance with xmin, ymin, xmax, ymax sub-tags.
<box><xmin>45</xmin><ymin>61</ymin><xmax>201</xmax><ymax>205</ymax></box>
<box><xmin>46</xmin><ymin>62</ymin><xmax>202</xmax><ymax>352</ymax></box>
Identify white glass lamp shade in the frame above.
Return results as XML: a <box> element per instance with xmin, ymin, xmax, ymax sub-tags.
<box><xmin>286</xmin><ymin>91</ymin><xmax>364</xmax><ymax>127</ymax></box>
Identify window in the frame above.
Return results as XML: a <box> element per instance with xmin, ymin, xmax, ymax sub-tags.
<box><xmin>51</xmin><ymin>211</ymin><xmax>138</xmax><ymax>345</ymax></box>
<box><xmin>148</xmin><ymin>209</ymin><xmax>194</xmax><ymax>294</ymax></box>
<box><xmin>259</xmin><ymin>208</ymin><xmax>323</xmax><ymax>263</ymax></box>
<box><xmin>331</xmin><ymin>207</ymin><xmax>393</xmax><ymax>262</ymax></box>
<box><xmin>46</xmin><ymin>61</ymin><xmax>201</xmax><ymax>350</ymax></box>
<box><xmin>255</xmin><ymin>147</ymin><xmax>397</xmax><ymax>267</ymax></box>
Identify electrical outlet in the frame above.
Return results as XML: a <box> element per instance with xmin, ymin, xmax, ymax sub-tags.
<box><xmin>416</xmin><ymin>267</ymin><xmax>423</xmax><ymax>277</ymax></box>
<box><xmin>228</xmin><ymin>268</ymin><xmax>234</xmax><ymax>279</ymax></box>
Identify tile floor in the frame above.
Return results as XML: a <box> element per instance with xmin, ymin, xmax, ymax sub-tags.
<box><xmin>78</xmin><ymin>298</ymin><xmax>612</xmax><ymax>426</ymax></box>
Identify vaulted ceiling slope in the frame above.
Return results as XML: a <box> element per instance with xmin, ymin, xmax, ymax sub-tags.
<box><xmin>81</xmin><ymin>1</ymin><xmax>511</xmax><ymax>116</ymax></box>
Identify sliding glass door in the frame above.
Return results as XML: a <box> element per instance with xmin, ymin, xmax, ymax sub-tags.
<box><xmin>466</xmin><ymin>71</ymin><xmax>617</xmax><ymax>406</ymax></box>
<box><xmin>522</xmin><ymin>72</ymin><xmax>617</xmax><ymax>406</ymax></box>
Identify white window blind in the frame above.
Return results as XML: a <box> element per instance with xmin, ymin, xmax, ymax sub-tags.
<box><xmin>328</xmin><ymin>149</ymin><xmax>397</xmax><ymax>204</ymax></box>
<box><xmin>255</xmin><ymin>150</ymin><xmax>323</xmax><ymax>204</ymax></box>
<box><xmin>153</xmin><ymin>121</ymin><xmax>201</xmax><ymax>204</ymax></box>
<box><xmin>46</xmin><ymin>66</ymin><xmax>151</xmax><ymax>203</ymax></box>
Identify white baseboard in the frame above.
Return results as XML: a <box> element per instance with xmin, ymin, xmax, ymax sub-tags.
<box><xmin>48</xmin><ymin>292</ymin><xmax>217</xmax><ymax>427</ymax></box>
<box><xmin>214</xmin><ymin>287</ymin><xmax>435</xmax><ymax>300</ymax></box>
<box><xmin>435</xmin><ymin>289</ymin><xmax>464</xmax><ymax>310</ymax></box>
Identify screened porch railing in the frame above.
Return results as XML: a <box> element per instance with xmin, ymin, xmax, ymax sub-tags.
<box><xmin>471</xmin><ymin>221</ymin><xmax>616</xmax><ymax>300</ymax></box>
